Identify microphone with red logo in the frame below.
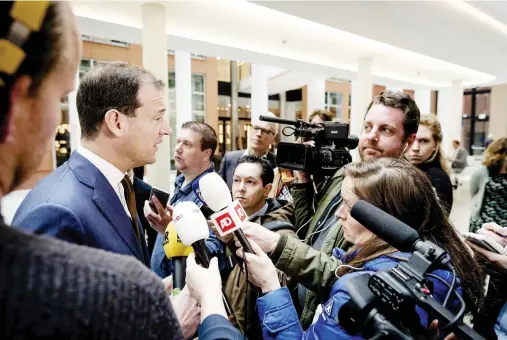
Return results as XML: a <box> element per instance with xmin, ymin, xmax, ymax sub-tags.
<box><xmin>172</xmin><ymin>201</ymin><xmax>235</xmax><ymax>318</ymax></box>
<box><xmin>198</xmin><ymin>172</ymin><xmax>254</xmax><ymax>254</ymax></box>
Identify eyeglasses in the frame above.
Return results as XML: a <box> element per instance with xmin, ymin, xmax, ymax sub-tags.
<box><xmin>252</xmin><ymin>126</ymin><xmax>274</xmax><ymax>136</ymax></box>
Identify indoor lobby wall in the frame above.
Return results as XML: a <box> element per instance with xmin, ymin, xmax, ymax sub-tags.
<box><xmin>82</xmin><ymin>41</ymin><xmax>219</xmax><ymax>132</ymax></box>
<box><xmin>489</xmin><ymin>84</ymin><xmax>507</xmax><ymax>139</ymax></box>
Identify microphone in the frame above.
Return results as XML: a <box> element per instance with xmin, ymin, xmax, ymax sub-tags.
<box><xmin>172</xmin><ymin>201</ymin><xmax>211</xmax><ymax>267</ymax></box>
<box><xmin>172</xmin><ymin>201</ymin><xmax>235</xmax><ymax>317</ymax></box>
<box><xmin>350</xmin><ymin>200</ymin><xmax>449</xmax><ymax>267</ymax></box>
<box><xmin>198</xmin><ymin>172</ymin><xmax>254</xmax><ymax>254</ymax></box>
<box><xmin>350</xmin><ymin>200</ymin><xmax>419</xmax><ymax>253</ymax></box>
<box><xmin>163</xmin><ymin>221</ymin><xmax>193</xmax><ymax>294</ymax></box>
<box><xmin>191</xmin><ymin>177</ymin><xmax>215</xmax><ymax>219</ymax></box>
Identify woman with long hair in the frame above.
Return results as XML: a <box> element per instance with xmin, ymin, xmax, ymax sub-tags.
<box><xmin>469</xmin><ymin>137</ymin><xmax>507</xmax><ymax>232</ymax></box>
<box><xmin>405</xmin><ymin>114</ymin><xmax>453</xmax><ymax>214</ymax></box>
<box><xmin>186</xmin><ymin>158</ymin><xmax>484</xmax><ymax>339</ymax></box>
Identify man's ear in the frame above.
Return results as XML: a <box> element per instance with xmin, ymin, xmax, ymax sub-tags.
<box><xmin>405</xmin><ymin>134</ymin><xmax>416</xmax><ymax>150</ymax></box>
<box><xmin>3</xmin><ymin>76</ymin><xmax>32</xmax><ymax>143</ymax></box>
<box><xmin>264</xmin><ymin>183</ymin><xmax>273</xmax><ymax>197</ymax></box>
<box><xmin>203</xmin><ymin>148</ymin><xmax>212</xmax><ymax>161</ymax></box>
<box><xmin>104</xmin><ymin>109</ymin><xmax>128</xmax><ymax>137</ymax></box>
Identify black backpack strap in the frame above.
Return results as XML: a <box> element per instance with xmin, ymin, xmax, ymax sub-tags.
<box><xmin>262</xmin><ymin>220</ymin><xmax>296</xmax><ymax>233</ymax></box>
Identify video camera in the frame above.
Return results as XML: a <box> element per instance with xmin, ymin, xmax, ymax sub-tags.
<box><xmin>338</xmin><ymin>200</ymin><xmax>485</xmax><ymax>340</ymax></box>
<box><xmin>259</xmin><ymin>115</ymin><xmax>358</xmax><ymax>176</ymax></box>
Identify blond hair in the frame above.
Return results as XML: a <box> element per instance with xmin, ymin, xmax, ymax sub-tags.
<box><xmin>483</xmin><ymin>137</ymin><xmax>507</xmax><ymax>175</ymax></box>
<box><xmin>419</xmin><ymin>114</ymin><xmax>450</xmax><ymax>175</ymax></box>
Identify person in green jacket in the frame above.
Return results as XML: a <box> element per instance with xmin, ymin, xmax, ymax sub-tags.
<box><xmin>240</xmin><ymin>90</ymin><xmax>421</xmax><ymax>328</ymax></box>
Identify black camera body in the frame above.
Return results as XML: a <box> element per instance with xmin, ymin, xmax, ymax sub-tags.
<box><xmin>338</xmin><ymin>240</ymin><xmax>485</xmax><ymax>340</ymax></box>
<box><xmin>259</xmin><ymin>115</ymin><xmax>358</xmax><ymax>176</ymax></box>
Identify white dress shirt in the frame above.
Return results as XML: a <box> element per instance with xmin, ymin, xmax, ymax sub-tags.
<box><xmin>77</xmin><ymin>147</ymin><xmax>132</xmax><ymax>219</ymax></box>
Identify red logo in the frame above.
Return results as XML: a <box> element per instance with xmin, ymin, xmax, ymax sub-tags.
<box><xmin>215</xmin><ymin>212</ymin><xmax>236</xmax><ymax>233</ymax></box>
<box><xmin>234</xmin><ymin>203</ymin><xmax>247</xmax><ymax>222</ymax></box>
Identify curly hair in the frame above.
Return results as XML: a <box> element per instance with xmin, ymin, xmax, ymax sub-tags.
<box><xmin>483</xmin><ymin>137</ymin><xmax>507</xmax><ymax>176</ymax></box>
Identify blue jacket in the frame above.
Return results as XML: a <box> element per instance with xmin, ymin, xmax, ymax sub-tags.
<box><xmin>150</xmin><ymin>166</ymin><xmax>224</xmax><ymax>278</ymax></box>
<box><xmin>495</xmin><ymin>302</ymin><xmax>507</xmax><ymax>339</ymax></box>
<box><xmin>12</xmin><ymin>152</ymin><xmax>150</xmax><ymax>266</ymax></box>
<box><xmin>257</xmin><ymin>248</ymin><xmax>462</xmax><ymax>340</ymax></box>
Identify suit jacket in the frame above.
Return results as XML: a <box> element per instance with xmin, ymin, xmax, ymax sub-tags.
<box><xmin>133</xmin><ymin>177</ymin><xmax>157</xmax><ymax>257</ymax></box>
<box><xmin>12</xmin><ymin>152</ymin><xmax>150</xmax><ymax>266</ymax></box>
<box><xmin>452</xmin><ymin>147</ymin><xmax>468</xmax><ymax>171</ymax></box>
<box><xmin>218</xmin><ymin>149</ymin><xmax>276</xmax><ymax>189</ymax></box>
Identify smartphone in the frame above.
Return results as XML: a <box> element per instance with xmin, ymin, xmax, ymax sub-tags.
<box><xmin>462</xmin><ymin>232</ymin><xmax>507</xmax><ymax>255</ymax></box>
<box><xmin>149</xmin><ymin>187</ymin><xmax>170</xmax><ymax>214</ymax></box>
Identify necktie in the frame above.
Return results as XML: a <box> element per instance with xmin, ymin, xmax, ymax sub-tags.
<box><xmin>121</xmin><ymin>175</ymin><xmax>142</xmax><ymax>246</ymax></box>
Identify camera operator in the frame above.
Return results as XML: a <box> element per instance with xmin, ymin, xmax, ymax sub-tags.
<box><xmin>0</xmin><ymin>1</ymin><xmax>183</xmax><ymax>338</ymax></box>
<box><xmin>239</xmin><ymin>91</ymin><xmax>421</xmax><ymax>327</ymax></box>
<box><xmin>465</xmin><ymin>223</ymin><xmax>507</xmax><ymax>339</ymax></box>
<box><xmin>187</xmin><ymin>158</ymin><xmax>483</xmax><ymax>339</ymax></box>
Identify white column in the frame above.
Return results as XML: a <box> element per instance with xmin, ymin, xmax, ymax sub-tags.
<box><xmin>437</xmin><ymin>80</ymin><xmax>463</xmax><ymax>157</ymax></box>
<box><xmin>175</xmin><ymin>50</ymin><xmax>192</xmax><ymax>130</ymax></box>
<box><xmin>350</xmin><ymin>58</ymin><xmax>373</xmax><ymax>138</ymax></box>
<box><xmin>251</xmin><ymin>64</ymin><xmax>268</xmax><ymax>122</ymax></box>
<box><xmin>68</xmin><ymin>71</ymin><xmax>80</xmax><ymax>152</ymax></box>
<box><xmin>414</xmin><ymin>88</ymin><xmax>432</xmax><ymax>115</ymax></box>
<box><xmin>306</xmin><ymin>76</ymin><xmax>326</xmax><ymax>115</ymax></box>
<box><xmin>142</xmin><ymin>3</ymin><xmax>171</xmax><ymax>192</ymax></box>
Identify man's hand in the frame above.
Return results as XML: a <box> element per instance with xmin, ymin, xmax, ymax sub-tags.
<box><xmin>236</xmin><ymin>239</ymin><xmax>280</xmax><ymax>293</ymax></box>
<box><xmin>186</xmin><ymin>253</ymin><xmax>227</xmax><ymax>322</ymax></box>
<box><xmin>294</xmin><ymin>170</ymin><xmax>310</xmax><ymax>184</ymax></box>
<box><xmin>293</xmin><ymin>140</ymin><xmax>314</xmax><ymax>184</ymax></box>
<box><xmin>169</xmin><ymin>286</ymin><xmax>200</xmax><ymax>340</ymax></box>
<box><xmin>162</xmin><ymin>275</ymin><xmax>173</xmax><ymax>294</ymax></box>
<box><xmin>427</xmin><ymin>320</ymin><xmax>457</xmax><ymax>340</ymax></box>
<box><xmin>235</xmin><ymin>221</ymin><xmax>281</xmax><ymax>253</ymax></box>
<box><xmin>476</xmin><ymin>222</ymin><xmax>507</xmax><ymax>247</ymax></box>
<box><xmin>143</xmin><ymin>197</ymin><xmax>173</xmax><ymax>234</ymax></box>
<box><xmin>209</xmin><ymin>220</ymin><xmax>235</xmax><ymax>244</ymax></box>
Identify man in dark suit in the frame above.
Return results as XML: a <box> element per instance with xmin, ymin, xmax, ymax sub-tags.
<box><xmin>219</xmin><ymin>112</ymin><xmax>278</xmax><ymax>189</ymax></box>
<box><xmin>13</xmin><ymin>62</ymin><xmax>171</xmax><ymax>266</ymax></box>
<box><xmin>132</xmin><ymin>174</ymin><xmax>158</xmax><ymax>256</ymax></box>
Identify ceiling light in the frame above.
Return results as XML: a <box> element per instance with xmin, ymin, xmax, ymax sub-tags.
<box><xmin>447</xmin><ymin>1</ymin><xmax>507</xmax><ymax>37</ymax></box>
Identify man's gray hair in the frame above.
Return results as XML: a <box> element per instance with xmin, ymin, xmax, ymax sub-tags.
<box><xmin>252</xmin><ymin>111</ymin><xmax>279</xmax><ymax>135</ymax></box>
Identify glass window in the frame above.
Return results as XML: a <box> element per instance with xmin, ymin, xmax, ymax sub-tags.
<box><xmin>167</xmin><ymin>72</ymin><xmax>206</xmax><ymax>125</ymax></box>
<box><xmin>192</xmin><ymin>94</ymin><xmax>205</xmax><ymax>112</ymax></box>
<box><xmin>192</xmin><ymin>74</ymin><xmax>204</xmax><ymax>93</ymax></box>
<box><xmin>324</xmin><ymin>92</ymin><xmax>342</xmax><ymax>120</ymax></box>
<box><xmin>268</xmin><ymin>100</ymin><xmax>280</xmax><ymax>110</ymax></box>
<box><xmin>168</xmin><ymin>72</ymin><xmax>176</xmax><ymax>89</ymax></box>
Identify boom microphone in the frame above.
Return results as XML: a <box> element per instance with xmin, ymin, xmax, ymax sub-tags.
<box><xmin>350</xmin><ymin>200</ymin><xmax>419</xmax><ymax>252</ymax></box>
<box><xmin>163</xmin><ymin>221</ymin><xmax>193</xmax><ymax>294</ymax></box>
<box><xmin>350</xmin><ymin>200</ymin><xmax>449</xmax><ymax>267</ymax></box>
<box><xmin>198</xmin><ymin>172</ymin><xmax>254</xmax><ymax>254</ymax></box>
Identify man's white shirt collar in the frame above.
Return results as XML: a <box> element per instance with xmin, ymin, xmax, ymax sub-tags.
<box><xmin>77</xmin><ymin>147</ymin><xmax>126</xmax><ymax>188</ymax></box>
